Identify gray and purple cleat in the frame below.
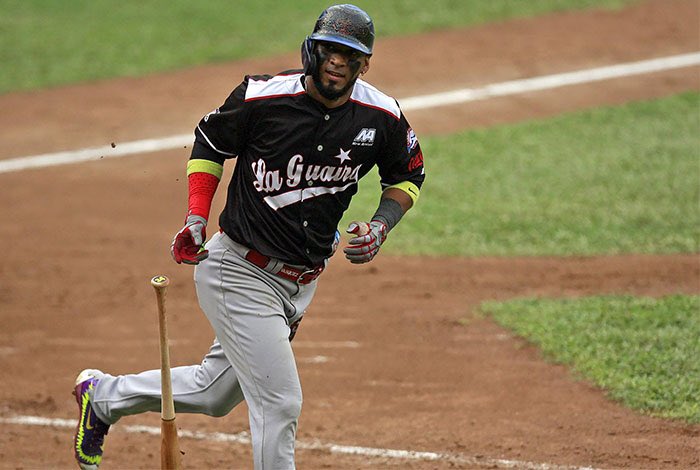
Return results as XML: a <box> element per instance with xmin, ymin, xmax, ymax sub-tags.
<box><xmin>73</xmin><ymin>369</ymin><xmax>110</xmax><ymax>469</ymax></box>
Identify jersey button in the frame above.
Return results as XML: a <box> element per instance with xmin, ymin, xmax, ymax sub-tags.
<box><xmin>324</xmin><ymin>114</ymin><xmax>330</xmax><ymax>121</ymax></box>
<box><xmin>307</xmin><ymin>181</ymin><xmax>313</xmax><ymax>186</ymax></box>
<box><xmin>305</xmin><ymin>248</ymin><xmax>310</xmax><ymax>254</ymax></box>
<box><xmin>317</xmin><ymin>145</ymin><xmax>323</xmax><ymax>151</ymax></box>
<box><xmin>303</xmin><ymin>221</ymin><xmax>308</xmax><ymax>227</ymax></box>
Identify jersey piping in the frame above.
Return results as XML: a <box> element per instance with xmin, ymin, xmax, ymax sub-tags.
<box><xmin>350</xmin><ymin>80</ymin><xmax>401</xmax><ymax>120</ymax></box>
<box><xmin>196</xmin><ymin>125</ymin><xmax>236</xmax><ymax>156</ymax></box>
<box><xmin>243</xmin><ymin>73</ymin><xmax>402</xmax><ymax>122</ymax></box>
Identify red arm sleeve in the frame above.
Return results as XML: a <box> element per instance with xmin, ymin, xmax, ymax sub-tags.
<box><xmin>187</xmin><ymin>172</ymin><xmax>220</xmax><ymax>220</ymax></box>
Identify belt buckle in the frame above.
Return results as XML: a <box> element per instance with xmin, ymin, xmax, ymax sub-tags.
<box><xmin>297</xmin><ymin>266</ymin><xmax>322</xmax><ymax>285</ymax></box>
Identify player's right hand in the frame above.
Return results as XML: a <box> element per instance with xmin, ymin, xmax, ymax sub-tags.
<box><xmin>170</xmin><ymin>215</ymin><xmax>209</xmax><ymax>265</ymax></box>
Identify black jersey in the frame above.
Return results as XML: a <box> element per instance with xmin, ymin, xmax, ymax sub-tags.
<box><xmin>191</xmin><ymin>70</ymin><xmax>425</xmax><ymax>267</ymax></box>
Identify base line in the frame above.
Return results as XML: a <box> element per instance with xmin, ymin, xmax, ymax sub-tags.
<box><xmin>0</xmin><ymin>414</ymin><xmax>597</xmax><ymax>470</ymax></box>
<box><xmin>1</xmin><ymin>51</ymin><xmax>697</xmax><ymax>174</ymax></box>
<box><xmin>399</xmin><ymin>52</ymin><xmax>700</xmax><ymax>110</ymax></box>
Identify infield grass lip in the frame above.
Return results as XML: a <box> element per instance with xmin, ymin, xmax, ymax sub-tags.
<box><xmin>1</xmin><ymin>0</ymin><xmax>637</xmax><ymax>94</ymax></box>
<box><xmin>481</xmin><ymin>294</ymin><xmax>700</xmax><ymax>423</ymax></box>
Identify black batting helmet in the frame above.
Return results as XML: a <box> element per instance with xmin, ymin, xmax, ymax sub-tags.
<box><xmin>301</xmin><ymin>4</ymin><xmax>374</xmax><ymax>73</ymax></box>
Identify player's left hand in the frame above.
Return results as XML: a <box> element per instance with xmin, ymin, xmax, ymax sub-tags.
<box><xmin>171</xmin><ymin>215</ymin><xmax>209</xmax><ymax>265</ymax></box>
<box><xmin>343</xmin><ymin>220</ymin><xmax>387</xmax><ymax>264</ymax></box>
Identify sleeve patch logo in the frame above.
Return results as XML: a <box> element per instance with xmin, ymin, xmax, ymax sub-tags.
<box><xmin>406</xmin><ymin>127</ymin><xmax>418</xmax><ymax>152</ymax></box>
<box><xmin>408</xmin><ymin>150</ymin><xmax>423</xmax><ymax>172</ymax></box>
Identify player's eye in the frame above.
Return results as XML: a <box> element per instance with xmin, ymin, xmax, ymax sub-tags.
<box><xmin>319</xmin><ymin>42</ymin><xmax>363</xmax><ymax>60</ymax></box>
<box><xmin>320</xmin><ymin>43</ymin><xmax>340</xmax><ymax>54</ymax></box>
<box><xmin>347</xmin><ymin>50</ymin><xmax>363</xmax><ymax>61</ymax></box>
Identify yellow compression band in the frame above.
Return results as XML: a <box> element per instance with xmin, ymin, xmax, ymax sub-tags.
<box><xmin>386</xmin><ymin>181</ymin><xmax>420</xmax><ymax>205</ymax></box>
<box><xmin>187</xmin><ymin>159</ymin><xmax>224</xmax><ymax>179</ymax></box>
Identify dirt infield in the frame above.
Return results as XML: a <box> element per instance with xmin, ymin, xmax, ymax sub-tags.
<box><xmin>1</xmin><ymin>1</ymin><xmax>699</xmax><ymax>468</ymax></box>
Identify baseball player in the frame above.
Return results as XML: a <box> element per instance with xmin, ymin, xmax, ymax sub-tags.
<box><xmin>72</xmin><ymin>4</ymin><xmax>425</xmax><ymax>469</ymax></box>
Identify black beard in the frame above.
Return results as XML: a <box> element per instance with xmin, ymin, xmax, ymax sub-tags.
<box><xmin>311</xmin><ymin>69</ymin><xmax>359</xmax><ymax>101</ymax></box>
<box><xmin>310</xmin><ymin>45</ymin><xmax>363</xmax><ymax>101</ymax></box>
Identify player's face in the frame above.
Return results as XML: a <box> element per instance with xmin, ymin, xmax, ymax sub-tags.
<box><xmin>312</xmin><ymin>41</ymin><xmax>370</xmax><ymax>101</ymax></box>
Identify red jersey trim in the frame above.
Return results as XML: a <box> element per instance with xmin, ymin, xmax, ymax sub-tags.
<box><xmin>348</xmin><ymin>98</ymin><xmax>400</xmax><ymax>121</ymax></box>
<box><xmin>245</xmin><ymin>90</ymin><xmax>306</xmax><ymax>103</ymax></box>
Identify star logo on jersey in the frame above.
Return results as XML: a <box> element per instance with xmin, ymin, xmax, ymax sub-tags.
<box><xmin>334</xmin><ymin>148</ymin><xmax>352</xmax><ymax>164</ymax></box>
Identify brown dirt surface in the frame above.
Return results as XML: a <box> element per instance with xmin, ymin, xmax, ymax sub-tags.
<box><xmin>1</xmin><ymin>0</ymin><xmax>699</xmax><ymax>469</ymax></box>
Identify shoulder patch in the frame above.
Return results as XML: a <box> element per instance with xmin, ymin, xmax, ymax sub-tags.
<box><xmin>350</xmin><ymin>80</ymin><xmax>401</xmax><ymax>120</ymax></box>
<box><xmin>245</xmin><ymin>73</ymin><xmax>306</xmax><ymax>102</ymax></box>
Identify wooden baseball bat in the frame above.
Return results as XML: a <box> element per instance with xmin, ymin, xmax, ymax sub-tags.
<box><xmin>151</xmin><ymin>275</ymin><xmax>182</xmax><ymax>470</ymax></box>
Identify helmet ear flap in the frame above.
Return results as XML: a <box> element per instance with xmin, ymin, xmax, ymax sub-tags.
<box><xmin>301</xmin><ymin>37</ymin><xmax>316</xmax><ymax>75</ymax></box>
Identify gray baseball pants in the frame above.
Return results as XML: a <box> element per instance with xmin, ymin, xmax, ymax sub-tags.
<box><xmin>90</xmin><ymin>231</ymin><xmax>318</xmax><ymax>469</ymax></box>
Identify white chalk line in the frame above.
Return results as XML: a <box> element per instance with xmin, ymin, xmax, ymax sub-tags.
<box><xmin>0</xmin><ymin>134</ymin><xmax>192</xmax><ymax>174</ymax></box>
<box><xmin>0</xmin><ymin>414</ymin><xmax>598</xmax><ymax>470</ymax></box>
<box><xmin>399</xmin><ymin>51</ymin><xmax>700</xmax><ymax>110</ymax></box>
<box><xmin>298</xmin><ymin>355</ymin><xmax>331</xmax><ymax>363</ymax></box>
<box><xmin>292</xmin><ymin>340</ymin><xmax>361</xmax><ymax>348</ymax></box>
<box><xmin>0</xmin><ymin>51</ymin><xmax>698</xmax><ymax>175</ymax></box>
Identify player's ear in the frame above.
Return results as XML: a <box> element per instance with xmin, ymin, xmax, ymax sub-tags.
<box><xmin>361</xmin><ymin>56</ymin><xmax>370</xmax><ymax>75</ymax></box>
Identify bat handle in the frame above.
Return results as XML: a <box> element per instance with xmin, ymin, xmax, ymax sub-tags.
<box><xmin>150</xmin><ymin>275</ymin><xmax>182</xmax><ymax>469</ymax></box>
<box><xmin>151</xmin><ymin>276</ymin><xmax>175</xmax><ymax>421</ymax></box>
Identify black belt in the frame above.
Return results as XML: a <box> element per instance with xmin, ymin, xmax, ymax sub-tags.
<box><xmin>244</xmin><ymin>249</ymin><xmax>324</xmax><ymax>285</ymax></box>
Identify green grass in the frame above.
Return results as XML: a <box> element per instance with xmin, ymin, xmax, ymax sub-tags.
<box><xmin>343</xmin><ymin>92</ymin><xmax>700</xmax><ymax>256</ymax></box>
<box><xmin>480</xmin><ymin>295</ymin><xmax>700</xmax><ymax>423</ymax></box>
<box><xmin>1</xmin><ymin>0</ymin><xmax>636</xmax><ymax>93</ymax></box>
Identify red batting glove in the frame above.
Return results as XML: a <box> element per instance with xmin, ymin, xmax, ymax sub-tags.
<box><xmin>171</xmin><ymin>215</ymin><xmax>209</xmax><ymax>265</ymax></box>
<box><xmin>343</xmin><ymin>220</ymin><xmax>387</xmax><ymax>264</ymax></box>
